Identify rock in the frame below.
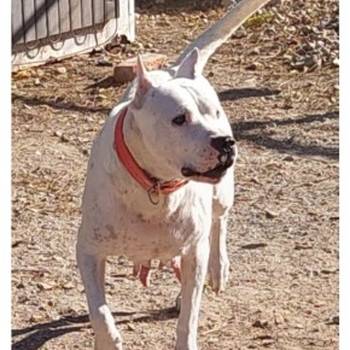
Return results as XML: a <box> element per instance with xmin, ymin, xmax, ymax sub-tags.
<box><xmin>36</xmin><ymin>69</ymin><xmax>45</xmax><ymax>77</ymax></box>
<box><xmin>13</xmin><ymin>69</ymin><xmax>33</xmax><ymax>79</ymax></box>
<box><xmin>295</xmin><ymin>243</ymin><xmax>313</xmax><ymax>250</ymax></box>
<box><xmin>53</xmin><ymin>130</ymin><xmax>69</xmax><ymax>142</ymax></box>
<box><xmin>255</xmin><ymin>334</ymin><xmax>273</xmax><ymax>341</ymax></box>
<box><xmin>29</xmin><ymin>314</ymin><xmax>43</xmax><ymax>323</ymax></box>
<box><xmin>96</xmin><ymin>57</ymin><xmax>113</xmax><ymax>67</ymax></box>
<box><xmin>241</xmin><ymin>243</ymin><xmax>268</xmax><ymax>250</ymax></box>
<box><xmin>37</xmin><ymin>282</ymin><xmax>55</xmax><ymax>291</ymax></box>
<box><xmin>252</xmin><ymin>319</ymin><xmax>269</xmax><ymax>328</ymax></box>
<box><xmin>273</xmin><ymin>312</ymin><xmax>285</xmax><ymax>325</ymax></box>
<box><xmin>18</xmin><ymin>295</ymin><xmax>29</xmax><ymax>304</ymax></box>
<box><xmin>56</xmin><ymin>66</ymin><xmax>67</xmax><ymax>74</ymax></box>
<box><xmin>283</xmin><ymin>155</ymin><xmax>294</xmax><ymax>162</ymax></box>
<box><xmin>262</xmin><ymin>339</ymin><xmax>274</xmax><ymax>347</ymax></box>
<box><xmin>16</xmin><ymin>282</ymin><xmax>25</xmax><ymax>289</ymax></box>
<box><xmin>53</xmin><ymin>130</ymin><xmax>63</xmax><ymax>138</ymax></box>
<box><xmin>245</xmin><ymin>62</ymin><xmax>263</xmax><ymax>71</ymax></box>
<box><xmin>325</xmin><ymin>315</ymin><xmax>339</xmax><ymax>325</ymax></box>
<box><xmin>62</xmin><ymin>281</ymin><xmax>75</xmax><ymax>290</ymax></box>
<box><xmin>114</xmin><ymin>53</ymin><xmax>168</xmax><ymax>83</ymax></box>
<box><xmin>127</xmin><ymin>322</ymin><xmax>136</xmax><ymax>331</ymax></box>
<box><xmin>265</xmin><ymin>209</ymin><xmax>279</xmax><ymax>218</ymax></box>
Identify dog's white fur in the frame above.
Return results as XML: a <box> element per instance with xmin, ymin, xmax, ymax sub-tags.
<box><xmin>77</xmin><ymin>1</ymin><xmax>270</xmax><ymax>349</ymax></box>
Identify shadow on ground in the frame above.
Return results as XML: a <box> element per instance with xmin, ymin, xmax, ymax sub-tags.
<box><xmin>12</xmin><ymin>307</ymin><xmax>179</xmax><ymax>350</ymax></box>
<box><xmin>12</xmin><ymin>93</ymin><xmax>110</xmax><ymax>115</ymax></box>
<box><xmin>12</xmin><ymin>87</ymin><xmax>338</xmax><ymax>160</ymax></box>
<box><xmin>12</xmin><ymin>86</ymin><xmax>280</xmax><ymax>116</ymax></box>
<box><xmin>218</xmin><ymin>87</ymin><xmax>281</xmax><ymax>101</ymax></box>
<box><xmin>231</xmin><ymin>111</ymin><xmax>339</xmax><ymax>159</ymax></box>
<box><xmin>135</xmin><ymin>0</ymin><xmax>226</xmax><ymax>14</ymax></box>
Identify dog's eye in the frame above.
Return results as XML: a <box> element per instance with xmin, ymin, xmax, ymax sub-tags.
<box><xmin>216</xmin><ymin>110</ymin><xmax>220</xmax><ymax>118</ymax></box>
<box><xmin>172</xmin><ymin>114</ymin><xmax>186</xmax><ymax>126</ymax></box>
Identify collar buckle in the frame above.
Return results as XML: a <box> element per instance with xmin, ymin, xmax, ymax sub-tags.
<box><xmin>147</xmin><ymin>182</ymin><xmax>161</xmax><ymax>205</ymax></box>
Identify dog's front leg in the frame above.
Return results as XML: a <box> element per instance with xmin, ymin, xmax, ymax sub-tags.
<box><xmin>208</xmin><ymin>214</ymin><xmax>230</xmax><ymax>294</ymax></box>
<box><xmin>176</xmin><ymin>237</ymin><xmax>209</xmax><ymax>350</ymax></box>
<box><xmin>77</xmin><ymin>245</ymin><xmax>123</xmax><ymax>350</ymax></box>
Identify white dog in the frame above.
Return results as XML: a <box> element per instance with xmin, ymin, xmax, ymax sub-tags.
<box><xmin>77</xmin><ymin>1</ymin><xmax>270</xmax><ymax>349</ymax></box>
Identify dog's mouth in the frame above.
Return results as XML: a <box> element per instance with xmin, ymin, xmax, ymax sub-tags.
<box><xmin>181</xmin><ymin>158</ymin><xmax>234</xmax><ymax>184</ymax></box>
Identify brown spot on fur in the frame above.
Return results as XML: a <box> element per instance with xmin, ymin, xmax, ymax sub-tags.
<box><xmin>105</xmin><ymin>224</ymin><xmax>117</xmax><ymax>238</ymax></box>
<box><xmin>93</xmin><ymin>227</ymin><xmax>103</xmax><ymax>242</ymax></box>
<box><xmin>153</xmin><ymin>247</ymin><xmax>160</xmax><ymax>255</ymax></box>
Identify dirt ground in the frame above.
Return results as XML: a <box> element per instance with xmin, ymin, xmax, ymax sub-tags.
<box><xmin>12</xmin><ymin>0</ymin><xmax>339</xmax><ymax>349</ymax></box>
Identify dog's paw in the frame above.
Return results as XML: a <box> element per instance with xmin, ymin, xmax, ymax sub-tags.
<box><xmin>208</xmin><ymin>257</ymin><xmax>230</xmax><ymax>294</ymax></box>
<box><xmin>175</xmin><ymin>339</ymin><xmax>198</xmax><ymax>350</ymax></box>
<box><xmin>95</xmin><ymin>334</ymin><xmax>123</xmax><ymax>350</ymax></box>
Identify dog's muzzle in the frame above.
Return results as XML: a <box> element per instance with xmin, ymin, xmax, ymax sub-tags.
<box><xmin>181</xmin><ymin>135</ymin><xmax>236</xmax><ymax>181</ymax></box>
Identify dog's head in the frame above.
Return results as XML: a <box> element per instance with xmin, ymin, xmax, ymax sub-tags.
<box><xmin>128</xmin><ymin>49</ymin><xmax>236</xmax><ymax>184</ymax></box>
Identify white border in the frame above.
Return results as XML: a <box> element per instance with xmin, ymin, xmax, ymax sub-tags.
<box><xmin>4</xmin><ymin>1</ymin><xmax>343</xmax><ymax>350</ymax></box>
<box><xmin>0</xmin><ymin>0</ymin><xmax>11</xmax><ymax>348</ymax></box>
<box><xmin>339</xmin><ymin>0</ymin><xmax>348</xmax><ymax>349</ymax></box>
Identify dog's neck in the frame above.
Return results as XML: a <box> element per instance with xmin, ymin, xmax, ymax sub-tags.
<box><xmin>122</xmin><ymin>109</ymin><xmax>179</xmax><ymax>183</ymax></box>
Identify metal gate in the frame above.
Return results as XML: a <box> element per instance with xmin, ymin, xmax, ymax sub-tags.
<box><xmin>12</xmin><ymin>0</ymin><xmax>135</xmax><ymax>69</ymax></box>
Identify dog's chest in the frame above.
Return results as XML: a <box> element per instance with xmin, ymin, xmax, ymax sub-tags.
<box><xmin>85</xmin><ymin>186</ymin><xmax>213</xmax><ymax>261</ymax></box>
<box><xmin>120</xmin><ymin>212</ymin><xmax>199</xmax><ymax>260</ymax></box>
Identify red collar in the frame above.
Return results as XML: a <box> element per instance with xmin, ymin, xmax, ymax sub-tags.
<box><xmin>114</xmin><ymin>108</ymin><xmax>188</xmax><ymax>203</ymax></box>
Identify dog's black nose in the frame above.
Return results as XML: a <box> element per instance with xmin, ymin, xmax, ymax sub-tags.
<box><xmin>210</xmin><ymin>136</ymin><xmax>235</xmax><ymax>153</ymax></box>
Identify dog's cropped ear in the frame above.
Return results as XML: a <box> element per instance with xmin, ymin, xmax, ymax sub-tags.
<box><xmin>131</xmin><ymin>55</ymin><xmax>153</xmax><ymax>109</ymax></box>
<box><xmin>175</xmin><ymin>47</ymin><xmax>201</xmax><ymax>79</ymax></box>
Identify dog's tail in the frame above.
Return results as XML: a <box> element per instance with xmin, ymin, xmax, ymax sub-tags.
<box><xmin>173</xmin><ymin>0</ymin><xmax>271</xmax><ymax>72</ymax></box>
